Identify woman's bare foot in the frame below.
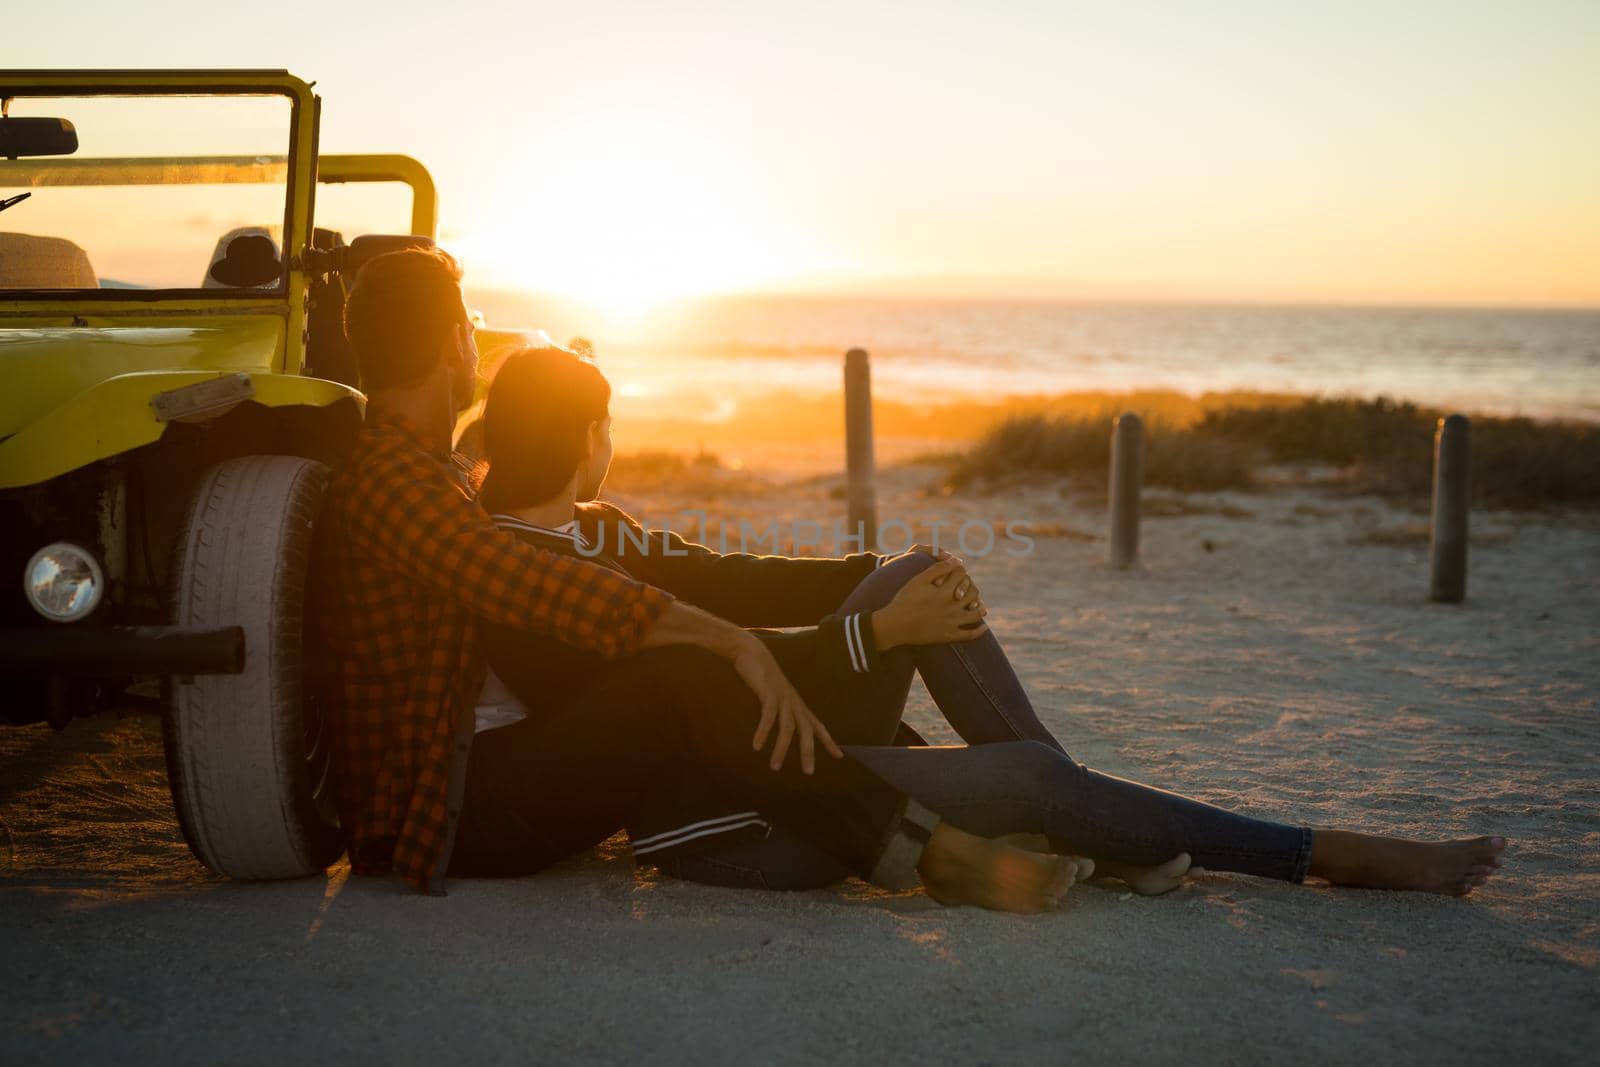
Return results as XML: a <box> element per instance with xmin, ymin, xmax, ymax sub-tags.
<box><xmin>992</xmin><ymin>834</ymin><xmax>1192</xmax><ymax>896</ymax></box>
<box><xmin>1308</xmin><ymin>831</ymin><xmax>1507</xmax><ymax>896</ymax></box>
<box><xmin>1095</xmin><ymin>853</ymin><xmax>1194</xmax><ymax>896</ymax></box>
<box><xmin>919</xmin><ymin>823</ymin><xmax>1088</xmax><ymax>913</ymax></box>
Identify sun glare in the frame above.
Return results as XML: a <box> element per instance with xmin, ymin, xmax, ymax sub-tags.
<box><xmin>452</xmin><ymin>115</ymin><xmax>798</xmax><ymax>313</ymax></box>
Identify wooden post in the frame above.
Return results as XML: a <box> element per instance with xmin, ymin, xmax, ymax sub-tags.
<box><xmin>1109</xmin><ymin>413</ymin><xmax>1143</xmax><ymax>569</ymax></box>
<box><xmin>844</xmin><ymin>348</ymin><xmax>878</xmax><ymax>551</ymax></box>
<box><xmin>1429</xmin><ymin>414</ymin><xmax>1470</xmax><ymax>603</ymax></box>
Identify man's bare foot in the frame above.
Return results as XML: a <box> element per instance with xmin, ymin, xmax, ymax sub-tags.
<box><xmin>990</xmin><ymin>832</ymin><xmax>1093</xmax><ymax>879</ymax></box>
<box><xmin>1308</xmin><ymin>831</ymin><xmax>1507</xmax><ymax>896</ymax></box>
<box><xmin>919</xmin><ymin>823</ymin><xmax>1088</xmax><ymax>913</ymax></box>
<box><xmin>992</xmin><ymin>834</ymin><xmax>1192</xmax><ymax>896</ymax></box>
<box><xmin>992</xmin><ymin>831</ymin><xmax>1052</xmax><ymax>853</ymax></box>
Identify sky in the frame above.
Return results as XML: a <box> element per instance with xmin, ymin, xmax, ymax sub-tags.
<box><xmin>5</xmin><ymin>0</ymin><xmax>1598</xmax><ymax>308</ymax></box>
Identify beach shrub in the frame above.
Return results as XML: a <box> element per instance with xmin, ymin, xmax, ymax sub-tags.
<box><xmin>1195</xmin><ymin>397</ymin><xmax>1435</xmax><ymax>497</ymax></box>
<box><xmin>947</xmin><ymin>397</ymin><xmax>1599</xmax><ymax>509</ymax></box>
<box><xmin>1470</xmin><ymin>415</ymin><xmax>1600</xmax><ymax>508</ymax></box>
<box><xmin>945</xmin><ymin>414</ymin><xmax>1256</xmax><ymax>493</ymax></box>
<box><xmin>1197</xmin><ymin>396</ymin><xmax>1434</xmax><ymax>465</ymax></box>
<box><xmin>1198</xmin><ymin>398</ymin><xmax>1599</xmax><ymax>507</ymax></box>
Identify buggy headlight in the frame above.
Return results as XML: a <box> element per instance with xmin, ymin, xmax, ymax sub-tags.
<box><xmin>24</xmin><ymin>543</ymin><xmax>104</xmax><ymax>623</ymax></box>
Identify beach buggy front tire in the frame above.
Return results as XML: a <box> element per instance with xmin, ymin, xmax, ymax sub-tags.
<box><xmin>164</xmin><ymin>455</ymin><xmax>343</xmax><ymax>880</ymax></box>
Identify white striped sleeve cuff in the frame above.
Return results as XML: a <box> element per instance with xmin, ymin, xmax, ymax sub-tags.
<box><xmin>843</xmin><ymin>612</ymin><xmax>872</xmax><ymax>673</ymax></box>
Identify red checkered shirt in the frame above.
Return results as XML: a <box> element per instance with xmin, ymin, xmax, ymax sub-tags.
<box><xmin>324</xmin><ymin>411</ymin><xmax>673</xmax><ymax>894</ymax></box>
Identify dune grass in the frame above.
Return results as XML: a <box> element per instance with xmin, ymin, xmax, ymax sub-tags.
<box><xmin>943</xmin><ymin>410</ymin><xmax>1255</xmax><ymax>493</ymax></box>
<box><xmin>945</xmin><ymin>397</ymin><xmax>1599</xmax><ymax>509</ymax></box>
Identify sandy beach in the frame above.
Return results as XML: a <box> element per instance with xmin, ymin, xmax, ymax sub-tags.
<box><xmin>3</xmin><ymin>458</ymin><xmax>1597</xmax><ymax>1065</ymax></box>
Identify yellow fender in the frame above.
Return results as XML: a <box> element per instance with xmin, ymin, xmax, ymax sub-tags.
<box><xmin>0</xmin><ymin>324</ymin><xmax>538</xmax><ymax>489</ymax></box>
<box><xmin>0</xmin><ymin>371</ymin><xmax>362</xmax><ymax>490</ymax></box>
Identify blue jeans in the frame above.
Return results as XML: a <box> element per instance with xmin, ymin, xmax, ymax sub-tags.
<box><xmin>659</xmin><ymin>553</ymin><xmax>1313</xmax><ymax>889</ymax></box>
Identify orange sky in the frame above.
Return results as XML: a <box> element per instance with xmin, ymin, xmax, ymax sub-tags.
<box><xmin>6</xmin><ymin>1</ymin><xmax>1598</xmax><ymax>308</ymax></box>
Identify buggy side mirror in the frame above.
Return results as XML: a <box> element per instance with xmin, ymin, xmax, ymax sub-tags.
<box><xmin>0</xmin><ymin>117</ymin><xmax>78</xmax><ymax>160</ymax></box>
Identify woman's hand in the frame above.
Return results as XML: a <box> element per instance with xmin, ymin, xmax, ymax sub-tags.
<box><xmin>730</xmin><ymin>632</ymin><xmax>843</xmax><ymax>774</ymax></box>
<box><xmin>872</xmin><ymin>558</ymin><xmax>989</xmax><ymax>650</ymax></box>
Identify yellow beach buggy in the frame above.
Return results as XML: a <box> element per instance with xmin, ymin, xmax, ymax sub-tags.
<box><xmin>0</xmin><ymin>69</ymin><xmax>524</xmax><ymax>880</ymax></box>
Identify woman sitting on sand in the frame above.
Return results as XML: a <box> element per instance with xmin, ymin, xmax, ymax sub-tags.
<box><xmin>454</xmin><ymin>343</ymin><xmax>1506</xmax><ymax>906</ymax></box>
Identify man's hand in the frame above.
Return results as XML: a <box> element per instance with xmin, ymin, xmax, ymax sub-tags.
<box><xmin>730</xmin><ymin>632</ymin><xmax>843</xmax><ymax>774</ymax></box>
<box><xmin>871</xmin><ymin>558</ymin><xmax>989</xmax><ymax>650</ymax></box>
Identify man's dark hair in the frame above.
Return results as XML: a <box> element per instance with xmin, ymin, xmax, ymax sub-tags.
<box><xmin>479</xmin><ymin>346</ymin><xmax>612</xmax><ymax>511</ymax></box>
<box><xmin>343</xmin><ymin>247</ymin><xmax>466</xmax><ymax>393</ymax></box>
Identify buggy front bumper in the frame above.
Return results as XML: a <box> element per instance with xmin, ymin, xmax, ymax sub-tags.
<box><xmin>0</xmin><ymin>625</ymin><xmax>244</xmax><ymax>676</ymax></box>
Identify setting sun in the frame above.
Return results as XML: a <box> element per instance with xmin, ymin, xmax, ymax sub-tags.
<box><xmin>450</xmin><ymin>111</ymin><xmax>806</xmax><ymax>313</ymax></box>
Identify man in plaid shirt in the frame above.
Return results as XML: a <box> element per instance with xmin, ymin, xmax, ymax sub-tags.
<box><xmin>324</xmin><ymin>247</ymin><xmax>1081</xmax><ymax>910</ymax></box>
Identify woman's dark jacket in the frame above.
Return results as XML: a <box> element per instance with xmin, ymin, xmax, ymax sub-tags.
<box><xmin>480</xmin><ymin>499</ymin><xmax>897</xmax><ymax>861</ymax></box>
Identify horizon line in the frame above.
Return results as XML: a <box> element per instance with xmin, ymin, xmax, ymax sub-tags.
<box><xmin>464</xmin><ymin>283</ymin><xmax>1600</xmax><ymax>314</ymax></box>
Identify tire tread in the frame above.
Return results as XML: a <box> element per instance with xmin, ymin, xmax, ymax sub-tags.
<box><xmin>164</xmin><ymin>455</ymin><xmax>342</xmax><ymax>880</ymax></box>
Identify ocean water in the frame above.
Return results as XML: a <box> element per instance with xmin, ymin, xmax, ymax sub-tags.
<box><xmin>469</xmin><ymin>292</ymin><xmax>1600</xmax><ymax>423</ymax></box>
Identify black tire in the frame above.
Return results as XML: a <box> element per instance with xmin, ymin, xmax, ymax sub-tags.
<box><xmin>164</xmin><ymin>454</ymin><xmax>343</xmax><ymax>879</ymax></box>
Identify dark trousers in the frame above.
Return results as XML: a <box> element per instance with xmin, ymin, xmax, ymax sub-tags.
<box><xmin>667</xmin><ymin>553</ymin><xmax>1313</xmax><ymax>888</ymax></box>
<box><xmin>448</xmin><ymin>644</ymin><xmax>909</xmax><ymax>879</ymax></box>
